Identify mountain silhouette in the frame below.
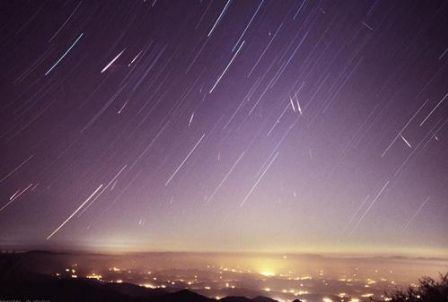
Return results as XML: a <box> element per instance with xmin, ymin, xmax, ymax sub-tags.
<box><xmin>0</xmin><ymin>252</ymin><xmax>285</xmax><ymax>302</ymax></box>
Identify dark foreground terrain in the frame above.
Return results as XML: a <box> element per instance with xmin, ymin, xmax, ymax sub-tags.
<box><xmin>1</xmin><ymin>251</ymin><xmax>447</xmax><ymax>302</ymax></box>
<box><xmin>0</xmin><ymin>252</ymin><xmax>283</xmax><ymax>302</ymax></box>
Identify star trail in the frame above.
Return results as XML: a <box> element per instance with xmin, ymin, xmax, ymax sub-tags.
<box><xmin>0</xmin><ymin>0</ymin><xmax>448</xmax><ymax>257</ymax></box>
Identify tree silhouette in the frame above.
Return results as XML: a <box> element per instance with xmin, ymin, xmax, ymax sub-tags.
<box><xmin>372</xmin><ymin>273</ymin><xmax>448</xmax><ymax>302</ymax></box>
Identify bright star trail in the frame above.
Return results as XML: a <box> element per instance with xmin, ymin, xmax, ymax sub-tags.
<box><xmin>0</xmin><ymin>0</ymin><xmax>447</xmax><ymax>258</ymax></box>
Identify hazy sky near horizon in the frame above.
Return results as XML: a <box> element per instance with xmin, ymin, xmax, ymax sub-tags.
<box><xmin>0</xmin><ymin>0</ymin><xmax>447</xmax><ymax>256</ymax></box>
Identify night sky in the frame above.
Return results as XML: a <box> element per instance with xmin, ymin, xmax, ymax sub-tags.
<box><xmin>1</xmin><ymin>0</ymin><xmax>447</xmax><ymax>256</ymax></box>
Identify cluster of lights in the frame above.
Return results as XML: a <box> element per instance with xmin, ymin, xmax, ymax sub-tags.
<box><xmin>280</xmin><ymin>289</ymin><xmax>309</xmax><ymax>296</ymax></box>
<box><xmin>50</xmin><ymin>263</ymin><xmax>406</xmax><ymax>302</ymax></box>
<box><xmin>140</xmin><ymin>283</ymin><xmax>157</xmax><ymax>289</ymax></box>
<box><xmin>109</xmin><ymin>267</ymin><xmax>121</xmax><ymax>272</ymax></box>
<box><xmin>86</xmin><ymin>273</ymin><xmax>102</xmax><ymax>280</ymax></box>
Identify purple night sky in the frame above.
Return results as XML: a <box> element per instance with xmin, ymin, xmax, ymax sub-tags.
<box><xmin>0</xmin><ymin>0</ymin><xmax>447</xmax><ymax>256</ymax></box>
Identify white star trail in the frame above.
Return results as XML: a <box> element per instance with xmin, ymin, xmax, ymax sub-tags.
<box><xmin>209</xmin><ymin>41</ymin><xmax>245</xmax><ymax>94</ymax></box>
<box><xmin>240</xmin><ymin>152</ymin><xmax>279</xmax><ymax>207</ymax></box>
<box><xmin>46</xmin><ymin>184</ymin><xmax>103</xmax><ymax>240</ymax></box>
<box><xmin>45</xmin><ymin>32</ymin><xmax>84</xmax><ymax>76</ymax></box>
<box><xmin>165</xmin><ymin>134</ymin><xmax>205</xmax><ymax>186</ymax></box>
<box><xmin>101</xmin><ymin>49</ymin><xmax>125</xmax><ymax>73</ymax></box>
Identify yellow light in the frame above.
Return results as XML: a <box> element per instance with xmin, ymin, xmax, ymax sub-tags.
<box><xmin>141</xmin><ymin>283</ymin><xmax>156</xmax><ymax>289</ymax></box>
<box><xmin>260</xmin><ymin>271</ymin><xmax>276</xmax><ymax>277</ymax></box>
<box><xmin>361</xmin><ymin>293</ymin><xmax>374</xmax><ymax>298</ymax></box>
<box><xmin>86</xmin><ymin>273</ymin><xmax>102</xmax><ymax>280</ymax></box>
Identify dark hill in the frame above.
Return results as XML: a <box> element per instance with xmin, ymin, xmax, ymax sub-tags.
<box><xmin>0</xmin><ymin>252</ymin><xmax>280</xmax><ymax>302</ymax></box>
